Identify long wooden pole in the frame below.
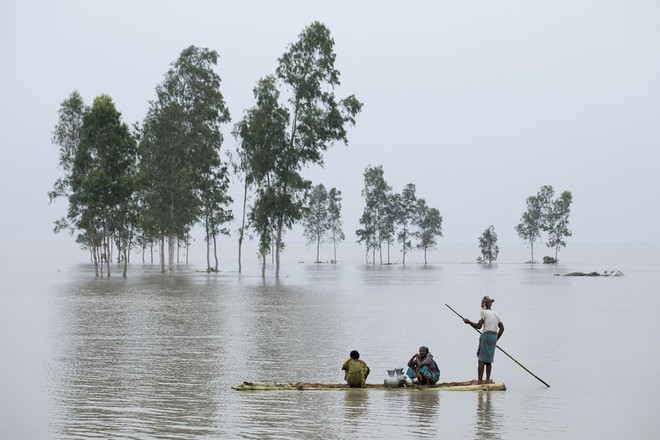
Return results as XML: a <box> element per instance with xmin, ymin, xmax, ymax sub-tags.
<box><xmin>445</xmin><ymin>303</ymin><xmax>551</xmax><ymax>388</ymax></box>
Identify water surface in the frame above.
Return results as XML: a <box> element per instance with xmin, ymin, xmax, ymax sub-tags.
<box><xmin>1</xmin><ymin>243</ymin><xmax>658</xmax><ymax>439</ymax></box>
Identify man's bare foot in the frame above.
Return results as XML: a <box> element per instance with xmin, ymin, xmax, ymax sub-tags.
<box><xmin>476</xmin><ymin>380</ymin><xmax>484</xmax><ymax>385</ymax></box>
<box><xmin>486</xmin><ymin>379</ymin><xmax>494</xmax><ymax>384</ymax></box>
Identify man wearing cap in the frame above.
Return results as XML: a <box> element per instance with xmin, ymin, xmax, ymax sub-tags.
<box><xmin>463</xmin><ymin>296</ymin><xmax>505</xmax><ymax>384</ymax></box>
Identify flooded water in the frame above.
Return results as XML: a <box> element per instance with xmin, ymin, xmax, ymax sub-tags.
<box><xmin>1</xmin><ymin>242</ymin><xmax>659</xmax><ymax>439</ymax></box>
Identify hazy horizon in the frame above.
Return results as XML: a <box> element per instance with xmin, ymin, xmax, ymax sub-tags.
<box><xmin>2</xmin><ymin>0</ymin><xmax>659</xmax><ymax>249</ymax></box>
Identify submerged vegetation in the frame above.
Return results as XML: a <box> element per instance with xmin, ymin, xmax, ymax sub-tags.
<box><xmin>515</xmin><ymin>185</ymin><xmax>573</xmax><ymax>264</ymax></box>
<box><xmin>49</xmin><ymin>22</ymin><xmax>574</xmax><ymax>278</ymax></box>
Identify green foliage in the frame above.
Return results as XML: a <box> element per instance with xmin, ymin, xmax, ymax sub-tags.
<box><xmin>543</xmin><ymin>256</ymin><xmax>557</xmax><ymax>264</ymax></box>
<box><xmin>327</xmin><ymin>187</ymin><xmax>345</xmax><ymax>262</ymax></box>
<box><xmin>236</xmin><ymin>22</ymin><xmax>361</xmax><ymax>277</ymax></box>
<box><xmin>357</xmin><ymin>165</ymin><xmax>391</xmax><ymax>264</ymax></box>
<box><xmin>516</xmin><ymin>185</ymin><xmax>573</xmax><ymax>263</ymax></box>
<box><xmin>397</xmin><ymin>184</ymin><xmax>418</xmax><ymax>264</ymax></box>
<box><xmin>54</xmin><ymin>93</ymin><xmax>138</xmax><ymax>276</ymax></box>
<box><xmin>140</xmin><ymin>45</ymin><xmax>231</xmax><ymax>272</ymax></box>
<box><xmin>303</xmin><ymin>183</ymin><xmax>330</xmax><ymax>262</ymax></box>
<box><xmin>414</xmin><ymin>198</ymin><xmax>443</xmax><ymax>265</ymax></box>
<box><xmin>301</xmin><ymin>183</ymin><xmax>344</xmax><ymax>263</ymax></box>
<box><xmin>50</xmin><ymin>91</ymin><xmax>88</xmax><ymax>237</ymax></box>
<box><xmin>477</xmin><ymin>225</ymin><xmax>499</xmax><ymax>265</ymax></box>
<box><xmin>544</xmin><ymin>190</ymin><xmax>573</xmax><ymax>261</ymax></box>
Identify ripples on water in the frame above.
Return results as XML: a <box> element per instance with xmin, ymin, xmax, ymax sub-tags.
<box><xmin>2</xmin><ymin>244</ymin><xmax>659</xmax><ymax>438</ymax></box>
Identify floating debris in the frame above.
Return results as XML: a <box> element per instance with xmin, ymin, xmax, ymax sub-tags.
<box><xmin>561</xmin><ymin>270</ymin><xmax>624</xmax><ymax>277</ymax></box>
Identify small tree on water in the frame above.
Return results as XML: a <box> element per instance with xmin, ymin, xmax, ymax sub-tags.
<box><xmin>477</xmin><ymin>225</ymin><xmax>499</xmax><ymax>265</ymax></box>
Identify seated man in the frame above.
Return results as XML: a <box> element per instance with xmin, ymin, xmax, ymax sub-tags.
<box><xmin>406</xmin><ymin>345</ymin><xmax>440</xmax><ymax>385</ymax></box>
<box><xmin>342</xmin><ymin>350</ymin><xmax>370</xmax><ymax>387</ymax></box>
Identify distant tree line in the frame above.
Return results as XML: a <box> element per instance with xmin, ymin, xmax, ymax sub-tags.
<box><xmin>49</xmin><ymin>22</ymin><xmax>575</xmax><ymax>277</ymax></box>
<box><xmin>50</xmin><ymin>22</ymin><xmax>361</xmax><ymax>278</ymax></box>
<box><xmin>355</xmin><ymin>165</ymin><xmax>443</xmax><ymax>265</ymax></box>
<box><xmin>474</xmin><ymin>186</ymin><xmax>573</xmax><ymax>266</ymax></box>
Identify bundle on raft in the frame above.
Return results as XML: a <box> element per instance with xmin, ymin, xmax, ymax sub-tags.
<box><xmin>232</xmin><ymin>380</ymin><xmax>506</xmax><ymax>391</ymax></box>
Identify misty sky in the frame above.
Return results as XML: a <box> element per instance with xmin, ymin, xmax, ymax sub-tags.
<box><xmin>1</xmin><ymin>0</ymin><xmax>659</xmax><ymax>248</ymax></box>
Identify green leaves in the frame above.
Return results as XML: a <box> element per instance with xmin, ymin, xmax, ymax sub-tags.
<box><xmin>478</xmin><ymin>225</ymin><xmax>499</xmax><ymax>265</ymax></box>
<box><xmin>140</xmin><ymin>45</ymin><xmax>232</xmax><ymax>272</ymax></box>
<box><xmin>516</xmin><ymin>185</ymin><xmax>573</xmax><ymax>263</ymax></box>
<box><xmin>236</xmin><ymin>22</ymin><xmax>361</xmax><ymax>276</ymax></box>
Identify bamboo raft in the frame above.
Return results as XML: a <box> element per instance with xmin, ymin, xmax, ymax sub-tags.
<box><xmin>233</xmin><ymin>380</ymin><xmax>506</xmax><ymax>391</ymax></box>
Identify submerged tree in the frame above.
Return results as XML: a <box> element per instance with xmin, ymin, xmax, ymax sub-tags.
<box><xmin>303</xmin><ymin>183</ymin><xmax>330</xmax><ymax>263</ymax></box>
<box><xmin>140</xmin><ymin>45</ymin><xmax>231</xmax><ymax>273</ymax></box>
<box><xmin>414</xmin><ymin>198</ymin><xmax>443</xmax><ymax>265</ymax></box>
<box><xmin>303</xmin><ymin>184</ymin><xmax>344</xmax><ymax>263</ymax></box>
<box><xmin>270</xmin><ymin>21</ymin><xmax>362</xmax><ymax>277</ymax></box>
<box><xmin>327</xmin><ymin>187</ymin><xmax>344</xmax><ymax>263</ymax></box>
<box><xmin>357</xmin><ymin>165</ymin><xmax>391</xmax><ymax>264</ymax></box>
<box><xmin>516</xmin><ymin>185</ymin><xmax>572</xmax><ymax>264</ymax></box>
<box><xmin>68</xmin><ymin>95</ymin><xmax>137</xmax><ymax>277</ymax></box>
<box><xmin>234</xmin><ymin>76</ymin><xmax>289</xmax><ymax>276</ymax></box>
<box><xmin>544</xmin><ymin>190</ymin><xmax>573</xmax><ymax>262</ymax></box>
<box><xmin>397</xmin><ymin>183</ymin><xmax>418</xmax><ymax>264</ymax></box>
<box><xmin>515</xmin><ymin>186</ymin><xmax>552</xmax><ymax>264</ymax></box>
<box><xmin>477</xmin><ymin>225</ymin><xmax>499</xmax><ymax>265</ymax></box>
<box><xmin>236</xmin><ymin>22</ymin><xmax>361</xmax><ymax>277</ymax></box>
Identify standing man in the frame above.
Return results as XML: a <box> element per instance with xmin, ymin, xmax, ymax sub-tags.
<box><xmin>464</xmin><ymin>296</ymin><xmax>504</xmax><ymax>384</ymax></box>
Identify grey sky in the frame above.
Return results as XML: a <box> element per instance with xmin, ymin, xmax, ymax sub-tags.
<box><xmin>1</xmin><ymin>0</ymin><xmax>659</xmax><ymax>247</ymax></box>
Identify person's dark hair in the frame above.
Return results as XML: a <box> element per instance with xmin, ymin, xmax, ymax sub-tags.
<box><xmin>350</xmin><ymin>350</ymin><xmax>360</xmax><ymax>359</ymax></box>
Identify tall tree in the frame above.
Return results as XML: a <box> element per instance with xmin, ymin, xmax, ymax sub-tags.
<box><xmin>50</xmin><ymin>91</ymin><xmax>87</xmax><ymax>209</ymax></box>
<box><xmin>414</xmin><ymin>198</ymin><xmax>443</xmax><ymax>265</ymax></box>
<box><xmin>544</xmin><ymin>190</ymin><xmax>573</xmax><ymax>261</ymax></box>
<box><xmin>140</xmin><ymin>46</ymin><xmax>231</xmax><ymax>273</ymax></box>
<box><xmin>327</xmin><ymin>187</ymin><xmax>345</xmax><ymax>263</ymax></box>
<box><xmin>303</xmin><ymin>183</ymin><xmax>329</xmax><ymax>263</ymax></box>
<box><xmin>234</xmin><ymin>76</ymin><xmax>289</xmax><ymax>276</ymax></box>
<box><xmin>355</xmin><ymin>211</ymin><xmax>377</xmax><ymax>264</ymax></box>
<box><xmin>397</xmin><ymin>183</ymin><xmax>417</xmax><ymax>264</ymax></box>
<box><xmin>226</xmin><ymin>141</ymin><xmax>251</xmax><ymax>274</ymax></box>
<box><xmin>69</xmin><ymin>95</ymin><xmax>137</xmax><ymax>277</ymax></box>
<box><xmin>381</xmin><ymin>193</ymin><xmax>400</xmax><ymax>265</ymax></box>
<box><xmin>515</xmin><ymin>185</ymin><xmax>553</xmax><ymax>264</ymax></box>
<box><xmin>478</xmin><ymin>225</ymin><xmax>499</xmax><ymax>265</ymax></box>
<box><xmin>200</xmin><ymin>165</ymin><xmax>233</xmax><ymax>272</ymax></box>
<box><xmin>357</xmin><ymin>165</ymin><xmax>391</xmax><ymax>264</ymax></box>
<box><xmin>270</xmin><ymin>21</ymin><xmax>363</xmax><ymax>277</ymax></box>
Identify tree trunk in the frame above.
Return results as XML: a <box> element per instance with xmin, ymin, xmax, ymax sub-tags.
<box><xmin>238</xmin><ymin>179</ymin><xmax>248</xmax><ymax>274</ymax></box>
<box><xmin>89</xmin><ymin>222</ymin><xmax>99</xmax><ymax>277</ymax></box>
<box><xmin>160</xmin><ymin>234</ymin><xmax>166</xmax><ymax>273</ymax></box>
<box><xmin>275</xmin><ymin>221</ymin><xmax>283</xmax><ymax>278</ymax></box>
<box><xmin>122</xmin><ymin>247</ymin><xmax>128</xmax><ymax>278</ymax></box>
<box><xmin>92</xmin><ymin>243</ymin><xmax>99</xmax><ymax>278</ymax></box>
<box><xmin>168</xmin><ymin>234</ymin><xmax>175</xmax><ymax>274</ymax></box>
<box><xmin>213</xmin><ymin>232</ymin><xmax>218</xmax><ymax>272</ymax></box>
<box><xmin>105</xmin><ymin>229</ymin><xmax>111</xmax><ymax>278</ymax></box>
<box><xmin>316</xmin><ymin>236</ymin><xmax>320</xmax><ymax>263</ymax></box>
<box><xmin>261</xmin><ymin>254</ymin><xmax>266</xmax><ymax>278</ymax></box>
<box><xmin>333</xmin><ymin>237</ymin><xmax>337</xmax><ymax>264</ymax></box>
<box><xmin>185</xmin><ymin>235</ymin><xmax>189</xmax><ymax>264</ymax></box>
<box><xmin>206</xmin><ymin>220</ymin><xmax>211</xmax><ymax>271</ymax></box>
